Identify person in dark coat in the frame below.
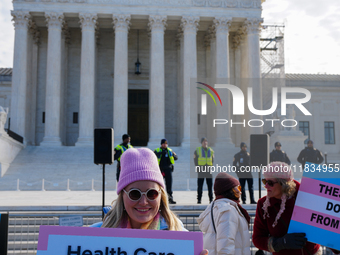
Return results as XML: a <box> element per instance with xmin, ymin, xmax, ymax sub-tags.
<box><xmin>297</xmin><ymin>140</ymin><xmax>323</xmax><ymax>170</ymax></box>
<box><xmin>233</xmin><ymin>142</ymin><xmax>256</xmax><ymax>204</ymax></box>
<box><xmin>270</xmin><ymin>142</ymin><xmax>291</xmax><ymax>165</ymax></box>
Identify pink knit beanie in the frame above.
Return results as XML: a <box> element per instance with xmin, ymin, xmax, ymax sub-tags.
<box><xmin>263</xmin><ymin>161</ymin><xmax>293</xmax><ymax>181</ymax></box>
<box><xmin>117</xmin><ymin>148</ymin><xmax>165</xmax><ymax>194</ymax></box>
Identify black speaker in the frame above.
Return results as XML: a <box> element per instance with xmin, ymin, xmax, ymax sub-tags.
<box><xmin>94</xmin><ymin>128</ymin><xmax>114</xmax><ymax>165</ymax></box>
<box><xmin>250</xmin><ymin>134</ymin><xmax>269</xmax><ymax>167</ymax></box>
<box><xmin>0</xmin><ymin>213</ymin><xmax>8</xmax><ymax>255</ymax></box>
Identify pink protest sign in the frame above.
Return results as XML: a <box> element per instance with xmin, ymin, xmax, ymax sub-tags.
<box><xmin>288</xmin><ymin>163</ymin><xmax>340</xmax><ymax>250</ymax></box>
<box><xmin>37</xmin><ymin>225</ymin><xmax>203</xmax><ymax>255</ymax></box>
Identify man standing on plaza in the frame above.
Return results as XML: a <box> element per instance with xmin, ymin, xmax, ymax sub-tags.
<box><xmin>297</xmin><ymin>139</ymin><xmax>324</xmax><ymax>170</ymax></box>
<box><xmin>270</xmin><ymin>141</ymin><xmax>291</xmax><ymax>165</ymax></box>
<box><xmin>194</xmin><ymin>137</ymin><xmax>214</xmax><ymax>204</ymax></box>
<box><xmin>233</xmin><ymin>142</ymin><xmax>256</xmax><ymax>204</ymax></box>
<box><xmin>114</xmin><ymin>134</ymin><xmax>133</xmax><ymax>181</ymax></box>
<box><xmin>154</xmin><ymin>139</ymin><xmax>178</xmax><ymax>204</ymax></box>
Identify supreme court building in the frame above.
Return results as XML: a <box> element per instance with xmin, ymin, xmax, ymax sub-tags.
<box><xmin>9</xmin><ymin>0</ymin><xmax>264</xmax><ymax>147</ymax></box>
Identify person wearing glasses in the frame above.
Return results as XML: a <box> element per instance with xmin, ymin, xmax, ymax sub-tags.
<box><xmin>101</xmin><ymin>148</ymin><xmax>183</xmax><ymax>230</ymax></box>
<box><xmin>197</xmin><ymin>172</ymin><xmax>251</xmax><ymax>255</ymax></box>
<box><xmin>252</xmin><ymin>161</ymin><xmax>319</xmax><ymax>255</ymax></box>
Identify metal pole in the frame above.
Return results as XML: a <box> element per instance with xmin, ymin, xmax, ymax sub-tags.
<box><xmin>102</xmin><ymin>164</ymin><xmax>106</xmax><ymax>219</ymax></box>
<box><xmin>258</xmin><ymin>170</ymin><xmax>261</xmax><ymax>199</ymax></box>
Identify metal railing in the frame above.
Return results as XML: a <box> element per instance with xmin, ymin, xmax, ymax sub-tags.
<box><xmin>5</xmin><ymin>212</ymin><xmax>334</xmax><ymax>255</ymax></box>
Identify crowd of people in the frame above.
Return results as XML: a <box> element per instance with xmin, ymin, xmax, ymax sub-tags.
<box><xmin>104</xmin><ymin>135</ymin><xmax>336</xmax><ymax>255</ymax></box>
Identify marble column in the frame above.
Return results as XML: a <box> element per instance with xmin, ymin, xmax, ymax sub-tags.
<box><xmin>112</xmin><ymin>14</ymin><xmax>130</xmax><ymax>144</ymax></box>
<box><xmin>76</xmin><ymin>13</ymin><xmax>98</xmax><ymax>146</ymax></box>
<box><xmin>41</xmin><ymin>12</ymin><xmax>64</xmax><ymax>146</ymax></box>
<box><xmin>213</xmin><ymin>17</ymin><xmax>234</xmax><ymax>147</ymax></box>
<box><xmin>176</xmin><ymin>28</ymin><xmax>184</xmax><ymax>145</ymax></box>
<box><xmin>10</xmin><ymin>11</ymin><xmax>31</xmax><ymax>141</ymax></box>
<box><xmin>28</xmin><ymin>21</ymin><xmax>40</xmax><ymax>145</ymax></box>
<box><xmin>232</xmin><ymin>34</ymin><xmax>242</xmax><ymax>146</ymax></box>
<box><xmin>180</xmin><ymin>16</ymin><xmax>199</xmax><ymax>146</ymax></box>
<box><xmin>147</xmin><ymin>15</ymin><xmax>167</xmax><ymax>147</ymax></box>
<box><xmin>245</xmin><ymin>18</ymin><xmax>263</xmax><ymax>135</ymax></box>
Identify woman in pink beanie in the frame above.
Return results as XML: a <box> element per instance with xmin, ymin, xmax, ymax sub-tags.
<box><xmin>252</xmin><ymin>161</ymin><xmax>320</xmax><ymax>255</ymax></box>
<box><xmin>101</xmin><ymin>148</ymin><xmax>183</xmax><ymax>231</ymax></box>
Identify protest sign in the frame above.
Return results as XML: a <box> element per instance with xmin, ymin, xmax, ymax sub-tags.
<box><xmin>288</xmin><ymin>162</ymin><xmax>340</xmax><ymax>250</ymax></box>
<box><xmin>37</xmin><ymin>225</ymin><xmax>203</xmax><ymax>255</ymax></box>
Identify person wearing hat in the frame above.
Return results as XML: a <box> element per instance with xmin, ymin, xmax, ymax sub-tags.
<box><xmin>154</xmin><ymin>139</ymin><xmax>178</xmax><ymax>204</ymax></box>
<box><xmin>270</xmin><ymin>142</ymin><xmax>291</xmax><ymax>165</ymax></box>
<box><xmin>233</xmin><ymin>142</ymin><xmax>256</xmax><ymax>204</ymax></box>
<box><xmin>194</xmin><ymin>137</ymin><xmax>214</xmax><ymax>204</ymax></box>
<box><xmin>297</xmin><ymin>140</ymin><xmax>323</xmax><ymax>170</ymax></box>
<box><xmin>197</xmin><ymin>172</ymin><xmax>251</xmax><ymax>255</ymax></box>
<box><xmin>253</xmin><ymin>162</ymin><xmax>319</xmax><ymax>255</ymax></box>
<box><xmin>114</xmin><ymin>134</ymin><xmax>133</xmax><ymax>181</ymax></box>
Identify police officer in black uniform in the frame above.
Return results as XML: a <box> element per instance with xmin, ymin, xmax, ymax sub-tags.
<box><xmin>114</xmin><ymin>134</ymin><xmax>133</xmax><ymax>181</ymax></box>
<box><xmin>297</xmin><ymin>140</ymin><xmax>324</xmax><ymax>170</ymax></box>
<box><xmin>270</xmin><ymin>142</ymin><xmax>291</xmax><ymax>165</ymax></box>
<box><xmin>233</xmin><ymin>142</ymin><xmax>256</xmax><ymax>204</ymax></box>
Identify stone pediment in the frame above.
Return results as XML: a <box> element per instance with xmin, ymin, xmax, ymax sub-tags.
<box><xmin>14</xmin><ymin>0</ymin><xmax>262</xmax><ymax>9</ymax></box>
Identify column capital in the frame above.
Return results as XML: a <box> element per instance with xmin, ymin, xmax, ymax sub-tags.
<box><xmin>79</xmin><ymin>13</ymin><xmax>98</xmax><ymax>31</ymax></box>
<box><xmin>29</xmin><ymin>20</ymin><xmax>41</xmax><ymax>44</ymax></box>
<box><xmin>180</xmin><ymin>16</ymin><xmax>200</xmax><ymax>34</ymax></box>
<box><xmin>112</xmin><ymin>14</ymin><xmax>131</xmax><ymax>32</ymax></box>
<box><xmin>45</xmin><ymin>12</ymin><xmax>64</xmax><ymax>31</ymax></box>
<box><xmin>232</xmin><ymin>33</ymin><xmax>242</xmax><ymax>49</ymax></box>
<box><xmin>148</xmin><ymin>15</ymin><xmax>167</xmax><ymax>33</ymax></box>
<box><xmin>175</xmin><ymin>26</ymin><xmax>183</xmax><ymax>49</ymax></box>
<box><xmin>208</xmin><ymin>25</ymin><xmax>216</xmax><ymax>40</ymax></box>
<box><xmin>213</xmin><ymin>17</ymin><xmax>232</xmax><ymax>34</ymax></box>
<box><xmin>62</xmin><ymin>22</ymin><xmax>71</xmax><ymax>44</ymax></box>
<box><xmin>244</xmin><ymin>18</ymin><xmax>263</xmax><ymax>34</ymax></box>
<box><xmin>11</xmin><ymin>11</ymin><xmax>31</xmax><ymax>30</ymax></box>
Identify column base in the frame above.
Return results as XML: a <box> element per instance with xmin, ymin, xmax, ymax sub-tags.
<box><xmin>76</xmin><ymin>137</ymin><xmax>94</xmax><ymax>147</ymax></box>
<box><xmin>40</xmin><ymin>136</ymin><xmax>62</xmax><ymax>146</ymax></box>
<box><xmin>214</xmin><ymin>137</ymin><xmax>235</xmax><ymax>149</ymax></box>
<box><xmin>180</xmin><ymin>137</ymin><xmax>200</xmax><ymax>148</ymax></box>
<box><xmin>147</xmin><ymin>137</ymin><xmax>163</xmax><ymax>149</ymax></box>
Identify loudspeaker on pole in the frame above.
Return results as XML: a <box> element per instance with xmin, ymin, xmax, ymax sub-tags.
<box><xmin>94</xmin><ymin>128</ymin><xmax>114</xmax><ymax>165</ymax></box>
<box><xmin>250</xmin><ymin>134</ymin><xmax>269</xmax><ymax>168</ymax></box>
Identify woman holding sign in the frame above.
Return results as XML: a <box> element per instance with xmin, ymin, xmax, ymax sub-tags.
<box><xmin>252</xmin><ymin>162</ymin><xmax>319</xmax><ymax>255</ymax></box>
<box><xmin>101</xmin><ymin>148</ymin><xmax>184</xmax><ymax>230</ymax></box>
<box><xmin>197</xmin><ymin>172</ymin><xmax>251</xmax><ymax>255</ymax></box>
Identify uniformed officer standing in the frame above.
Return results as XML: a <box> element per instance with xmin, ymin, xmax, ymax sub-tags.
<box><xmin>194</xmin><ymin>137</ymin><xmax>214</xmax><ymax>204</ymax></box>
<box><xmin>297</xmin><ymin>140</ymin><xmax>324</xmax><ymax>170</ymax></box>
<box><xmin>154</xmin><ymin>139</ymin><xmax>178</xmax><ymax>204</ymax></box>
<box><xmin>233</xmin><ymin>142</ymin><xmax>256</xmax><ymax>204</ymax></box>
<box><xmin>270</xmin><ymin>141</ymin><xmax>291</xmax><ymax>165</ymax></box>
<box><xmin>114</xmin><ymin>134</ymin><xmax>133</xmax><ymax>181</ymax></box>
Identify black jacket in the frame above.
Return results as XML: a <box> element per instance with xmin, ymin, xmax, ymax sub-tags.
<box><xmin>270</xmin><ymin>149</ymin><xmax>291</xmax><ymax>165</ymax></box>
<box><xmin>233</xmin><ymin>150</ymin><xmax>253</xmax><ymax>178</ymax></box>
<box><xmin>297</xmin><ymin>147</ymin><xmax>324</xmax><ymax>169</ymax></box>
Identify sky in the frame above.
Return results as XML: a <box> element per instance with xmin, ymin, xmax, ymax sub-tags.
<box><xmin>0</xmin><ymin>0</ymin><xmax>339</xmax><ymax>74</ymax></box>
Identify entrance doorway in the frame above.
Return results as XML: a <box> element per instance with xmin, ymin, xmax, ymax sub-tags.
<box><xmin>128</xmin><ymin>90</ymin><xmax>149</xmax><ymax>146</ymax></box>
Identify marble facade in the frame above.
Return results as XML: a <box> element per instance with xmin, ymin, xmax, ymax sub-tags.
<box><xmin>9</xmin><ymin>0</ymin><xmax>265</xmax><ymax>147</ymax></box>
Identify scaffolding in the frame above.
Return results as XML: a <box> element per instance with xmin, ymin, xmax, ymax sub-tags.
<box><xmin>260</xmin><ymin>24</ymin><xmax>285</xmax><ymax>78</ymax></box>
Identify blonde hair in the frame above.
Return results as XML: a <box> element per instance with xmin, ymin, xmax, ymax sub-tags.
<box><xmin>101</xmin><ymin>186</ymin><xmax>182</xmax><ymax>231</ymax></box>
<box><xmin>262</xmin><ymin>178</ymin><xmax>296</xmax><ymax>227</ymax></box>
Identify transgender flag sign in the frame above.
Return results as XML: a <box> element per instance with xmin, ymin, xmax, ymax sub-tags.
<box><xmin>288</xmin><ymin>162</ymin><xmax>340</xmax><ymax>250</ymax></box>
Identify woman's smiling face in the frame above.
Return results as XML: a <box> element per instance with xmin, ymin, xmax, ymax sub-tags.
<box><xmin>122</xmin><ymin>180</ymin><xmax>161</xmax><ymax>229</ymax></box>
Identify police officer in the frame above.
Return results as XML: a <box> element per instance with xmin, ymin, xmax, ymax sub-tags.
<box><xmin>114</xmin><ymin>134</ymin><xmax>133</xmax><ymax>181</ymax></box>
<box><xmin>270</xmin><ymin>141</ymin><xmax>291</xmax><ymax>165</ymax></box>
<box><xmin>194</xmin><ymin>137</ymin><xmax>214</xmax><ymax>204</ymax></box>
<box><xmin>233</xmin><ymin>142</ymin><xmax>256</xmax><ymax>204</ymax></box>
<box><xmin>297</xmin><ymin>140</ymin><xmax>324</xmax><ymax>170</ymax></box>
<box><xmin>154</xmin><ymin>139</ymin><xmax>178</xmax><ymax>204</ymax></box>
